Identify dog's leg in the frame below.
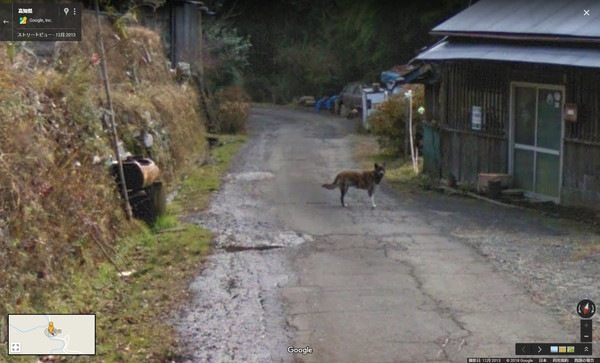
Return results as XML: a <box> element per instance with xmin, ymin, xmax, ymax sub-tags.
<box><xmin>368</xmin><ymin>187</ymin><xmax>376</xmax><ymax>208</ymax></box>
<box><xmin>340</xmin><ymin>184</ymin><xmax>348</xmax><ymax>207</ymax></box>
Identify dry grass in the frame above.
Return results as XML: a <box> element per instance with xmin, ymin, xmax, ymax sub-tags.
<box><xmin>0</xmin><ymin>43</ymin><xmax>121</xmax><ymax>318</ymax></box>
<box><xmin>0</xmin><ymin>10</ymin><xmax>210</xmax><ymax>362</ymax></box>
<box><xmin>351</xmin><ymin>133</ymin><xmax>428</xmax><ymax>197</ymax></box>
<box><xmin>58</xmin><ymin>14</ymin><xmax>170</xmax><ymax>85</ymax></box>
<box><xmin>109</xmin><ymin>84</ymin><xmax>207</xmax><ymax>181</ymax></box>
<box><xmin>212</xmin><ymin>86</ymin><xmax>251</xmax><ymax>134</ymax></box>
<box><xmin>569</xmin><ymin>238</ymin><xmax>600</xmax><ymax>261</ymax></box>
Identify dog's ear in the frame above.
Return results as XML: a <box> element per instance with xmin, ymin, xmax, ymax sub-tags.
<box><xmin>374</xmin><ymin>163</ymin><xmax>379</xmax><ymax>169</ymax></box>
<box><xmin>381</xmin><ymin>162</ymin><xmax>386</xmax><ymax>168</ymax></box>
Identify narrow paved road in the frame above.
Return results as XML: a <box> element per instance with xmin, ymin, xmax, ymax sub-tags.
<box><xmin>178</xmin><ymin>107</ymin><xmax>583</xmax><ymax>363</ymax></box>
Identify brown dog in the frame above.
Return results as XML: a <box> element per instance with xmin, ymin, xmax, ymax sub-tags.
<box><xmin>322</xmin><ymin>163</ymin><xmax>386</xmax><ymax>208</ymax></box>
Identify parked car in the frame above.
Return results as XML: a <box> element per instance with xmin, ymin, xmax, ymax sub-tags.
<box><xmin>336</xmin><ymin>82</ymin><xmax>369</xmax><ymax>117</ymax></box>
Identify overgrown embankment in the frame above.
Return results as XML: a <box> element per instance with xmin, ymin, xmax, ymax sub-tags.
<box><xmin>0</xmin><ymin>12</ymin><xmax>235</xmax><ymax>362</ymax></box>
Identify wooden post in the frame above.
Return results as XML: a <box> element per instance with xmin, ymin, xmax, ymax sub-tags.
<box><xmin>95</xmin><ymin>0</ymin><xmax>132</xmax><ymax>220</ymax></box>
<box><xmin>408</xmin><ymin>91</ymin><xmax>418</xmax><ymax>174</ymax></box>
<box><xmin>404</xmin><ymin>104</ymin><xmax>409</xmax><ymax>161</ymax></box>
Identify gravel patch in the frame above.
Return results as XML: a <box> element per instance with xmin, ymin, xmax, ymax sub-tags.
<box><xmin>421</xmin><ymin>193</ymin><xmax>600</xmax><ymax>341</ymax></box>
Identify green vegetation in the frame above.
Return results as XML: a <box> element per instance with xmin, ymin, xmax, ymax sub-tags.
<box><xmin>151</xmin><ymin>214</ymin><xmax>178</xmax><ymax>232</ymax></box>
<box><xmin>369</xmin><ymin>85</ymin><xmax>425</xmax><ymax>155</ymax></box>
<box><xmin>222</xmin><ymin>0</ymin><xmax>469</xmax><ymax>102</ymax></box>
<box><xmin>178</xmin><ymin>135</ymin><xmax>246</xmax><ymax>212</ymax></box>
<box><xmin>203</xmin><ymin>23</ymin><xmax>252</xmax><ymax>92</ymax></box>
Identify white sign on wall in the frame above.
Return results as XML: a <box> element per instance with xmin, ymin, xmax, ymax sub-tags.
<box><xmin>471</xmin><ymin>106</ymin><xmax>482</xmax><ymax>130</ymax></box>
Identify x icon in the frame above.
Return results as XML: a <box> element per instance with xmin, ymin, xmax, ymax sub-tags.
<box><xmin>584</xmin><ymin>9</ymin><xmax>590</xmax><ymax>16</ymax></box>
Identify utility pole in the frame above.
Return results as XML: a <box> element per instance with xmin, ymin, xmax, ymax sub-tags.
<box><xmin>94</xmin><ymin>0</ymin><xmax>132</xmax><ymax>220</ymax></box>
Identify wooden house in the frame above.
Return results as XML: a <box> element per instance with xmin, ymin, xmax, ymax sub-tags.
<box><xmin>412</xmin><ymin>0</ymin><xmax>600</xmax><ymax>206</ymax></box>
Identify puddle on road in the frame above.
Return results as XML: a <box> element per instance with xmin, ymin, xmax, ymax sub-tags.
<box><xmin>225</xmin><ymin>171</ymin><xmax>275</xmax><ymax>182</ymax></box>
<box><xmin>429</xmin><ymin>209</ymin><xmax>455</xmax><ymax>217</ymax></box>
<box><xmin>221</xmin><ymin>244</ymin><xmax>285</xmax><ymax>253</ymax></box>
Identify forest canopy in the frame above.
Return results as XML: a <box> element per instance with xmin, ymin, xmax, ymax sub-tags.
<box><xmin>217</xmin><ymin>0</ymin><xmax>470</xmax><ymax>102</ymax></box>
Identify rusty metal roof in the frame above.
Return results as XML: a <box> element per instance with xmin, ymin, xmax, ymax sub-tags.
<box><xmin>432</xmin><ymin>0</ymin><xmax>600</xmax><ymax>41</ymax></box>
<box><xmin>415</xmin><ymin>40</ymin><xmax>600</xmax><ymax>68</ymax></box>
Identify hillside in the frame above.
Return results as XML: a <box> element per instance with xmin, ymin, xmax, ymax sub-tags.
<box><xmin>0</xmin><ymin>10</ymin><xmax>212</xmax><ymax>361</ymax></box>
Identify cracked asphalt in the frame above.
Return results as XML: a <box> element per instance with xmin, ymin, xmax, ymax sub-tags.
<box><xmin>177</xmin><ymin>106</ymin><xmax>598</xmax><ymax>363</ymax></box>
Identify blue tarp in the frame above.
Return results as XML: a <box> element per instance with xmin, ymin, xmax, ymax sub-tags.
<box><xmin>315</xmin><ymin>98</ymin><xmax>327</xmax><ymax>110</ymax></box>
<box><xmin>381</xmin><ymin>71</ymin><xmax>403</xmax><ymax>85</ymax></box>
<box><xmin>325</xmin><ymin>95</ymin><xmax>338</xmax><ymax>110</ymax></box>
<box><xmin>316</xmin><ymin>95</ymin><xmax>338</xmax><ymax>111</ymax></box>
<box><xmin>381</xmin><ymin>71</ymin><xmax>405</xmax><ymax>92</ymax></box>
<box><xmin>381</xmin><ymin>71</ymin><xmax>405</xmax><ymax>93</ymax></box>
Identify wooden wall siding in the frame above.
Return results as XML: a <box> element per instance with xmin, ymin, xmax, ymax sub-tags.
<box><xmin>140</xmin><ymin>8</ymin><xmax>171</xmax><ymax>57</ymax></box>
<box><xmin>442</xmin><ymin>62</ymin><xmax>509</xmax><ymax>136</ymax></box>
<box><xmin>431</xmin><ymin>60</ymin><xmax>600</xmax><ymax>206</ymax></box>
<box><xmin>565</xmin><ymin>69</ymin><xmax>600</xmax><ymax>143</ymax></box>
<box><xmin>509</xmin><ymin>64</ymin><xmax>565</xmax><ymax>85</ymax></box>
<box><xmin>440</xmin><ymin>129</ymin><xmax>508</xmax><ymax>183</ymax></box>
<box><xmin>425</xmin><ymin>83</ymin><xmax>441</xmax><ymax>122</ymax></box>
<box><xmin>562</xmin><ymin>69</ymin><xmax>600</xmax><ymax>207</ymax></box>
<box><xmin>173</xmin><ymin>3</ymin><xmax>200</xmax><ymax>64</ymax></box>
<box><xmin>562</xmin><ymin>141</ymin><xmax>600</xmax><ymax>206</ymax></box>
<box><xmin>141</xmin><ymin>3</ymin><xmax>200</xmax><ymax>65</ymax></box>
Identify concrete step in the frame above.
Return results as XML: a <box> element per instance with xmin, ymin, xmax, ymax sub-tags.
<box><xmin>501</xmin><ymin>188</ymin><xmax>525</xmax><ymax>197</ymax></box>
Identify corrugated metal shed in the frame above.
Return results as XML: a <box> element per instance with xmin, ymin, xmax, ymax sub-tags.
<box><xmin>415</xmin><ymin>40</ymin><xmax>600</xmax><ymax>68</ymax></box>
<box><xmin>433</xmin><ymin>0</ymin><xmax>600</xmax><ymax>40</ymax></box>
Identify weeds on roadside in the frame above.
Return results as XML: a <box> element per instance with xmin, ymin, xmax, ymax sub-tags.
<box><xmin>353</xmin><ymin>134</ymin><xmax>427</xmax><ymax>194</ymax></box>
<box><xmin>211</xmin><ymin>86</ymin><xmax>251</xmax><ymax>134</ymax></box>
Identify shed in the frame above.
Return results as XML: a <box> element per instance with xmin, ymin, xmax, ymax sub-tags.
<box><xmin>140</xmin><ymin>0</ymin><xmax>208</xmax><ymax>67</ymax></box>
<box><xmin>412</xmin><ymin>0</ymin><xmax>600</xmax><ymax>207</ymax></box>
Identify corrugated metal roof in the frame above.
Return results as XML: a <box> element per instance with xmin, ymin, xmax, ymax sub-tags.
<box><xmin>433</xmin><ymin>0</ymin><xmax>600</xmax><ymax>39</ymax></box>
<box><xmin>415</xmin><ymin>40</ymin><xmax>600</xmax><ymax>68</ymax></box>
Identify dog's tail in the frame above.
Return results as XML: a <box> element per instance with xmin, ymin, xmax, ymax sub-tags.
<box><xmin>322</xmin><ymin>175</ymin><xmax>339</xmax><ymax>190</ymax></box>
